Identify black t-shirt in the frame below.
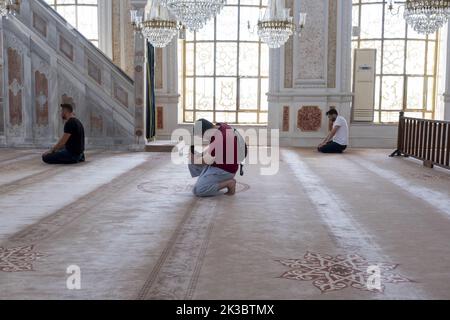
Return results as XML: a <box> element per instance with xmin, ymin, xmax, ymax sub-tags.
<box><xmin>64</xmin><ymin>117</ymin><xmax>85</xmax><ymax>156</ymax></box>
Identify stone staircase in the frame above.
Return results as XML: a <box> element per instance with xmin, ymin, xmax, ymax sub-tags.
<box><xmin>0</xmin><ymin>0</ymin><xmax>137</xmax><ymax>149</ymax></box>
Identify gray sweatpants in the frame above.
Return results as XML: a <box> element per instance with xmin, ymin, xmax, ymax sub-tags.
<box><xmin>189</xmin><ymin>164</ymin><xmax>235</xmax><ymax>197</ymax></box>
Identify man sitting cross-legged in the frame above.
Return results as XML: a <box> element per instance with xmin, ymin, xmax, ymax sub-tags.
<box><xmin>318</xmin><ymin>109</ymin><xmax>349</xmax><ymax>154</ymax></box>
<box><xmin>188</xmin><ymin>119</ymin><xmax>239</xmax><ymax>197</ymax></box>
<box><xmin>42</xmin><ymin>104</ymin><xmax>86</xmax><ymax>165</ymax></box>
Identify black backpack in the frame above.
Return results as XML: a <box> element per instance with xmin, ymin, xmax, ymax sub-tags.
<box><xmin>233</xmin><ymin>128</ymin><xmax>248</xmax><ymax>176</ymax></box>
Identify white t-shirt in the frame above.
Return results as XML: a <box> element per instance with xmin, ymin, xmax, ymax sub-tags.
<box><xmin>332</xmin><ymin>116</ymin><xmax>349</xmax><ymax>146</ymax></box>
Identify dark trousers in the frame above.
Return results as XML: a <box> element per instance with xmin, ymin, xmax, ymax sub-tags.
<box><xmin>42</xmin><ymin>148</ymin><xmax>85</xmax><ymax>164</ymax></box>
<box><xmin>318</xmin><ymin>141</ymin><xmax>347</xmax><ymax>154</ymax></box>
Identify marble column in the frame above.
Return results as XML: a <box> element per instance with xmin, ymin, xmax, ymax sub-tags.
<box><xmin>0</xmin><ymin>20</ymin><xmax>4</xmax><ymax>137</ymax></box>
<box><xmin>130</xmin><ymin>0</ymin><xmax>146</xmax><ymax>142</ymax></box>
<box><xmin>112</xmin><ymin>0</ymin><xmax>135</xmax><ymax>78</ymax></box>
<box><xmin>444</xmin><ymin>24</ymin><xmax>450</xmax><ymax>121</ymax></box>
<box><xmin>22</xmin><ymin>40</ymin><xmax>33</xmax><ymax>143</ymax></box>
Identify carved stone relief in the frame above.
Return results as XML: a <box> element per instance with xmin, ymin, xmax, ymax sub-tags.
<box><xmin>35</xmin><ymin>70</ymin><xmax>49</xmax><ymax>127</ymax></box>
<box><xmin>7</xmin><ymin>47</ymin><xmax>23</xmax><ymax>127</ymax></box>
<box><xmin>297</xmin><ymin>106</ymin><xmax>323</xmax><ymax>132</ymax></box>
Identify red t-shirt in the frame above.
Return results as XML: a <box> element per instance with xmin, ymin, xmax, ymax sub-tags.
<box><xmin>209</xmin><ymin>123</ymin><xmax>239</xmax><ymax>174</ymax></box>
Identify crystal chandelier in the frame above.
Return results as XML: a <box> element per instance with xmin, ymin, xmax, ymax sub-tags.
<box><xmin>131</xmin><ymin>0</ymin><xmax>178</xmax><ymax>48</ymax></box>
<box><xmin>403</xmin><ymin>0</ymin><xmax>450</xmax><ymax>34</ymax></box>
<box><xmin>165</xmin><ymin>0</ymin><xmax>226</xmax><ymax>32</ymax></box>
<box><xmin>257</xmin><ymin>0</ymin><xmax>306</xmax><ymax>49</ymax></box>
<box><xmin>0</xmin><ymin>0</ymin><xmax>19</xmax><ymax>17</ymax></box>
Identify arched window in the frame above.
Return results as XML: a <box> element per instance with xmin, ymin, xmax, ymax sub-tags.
<box><xmin>178</xmin><ymin>0</ymin><xmax>269</xmax><ymax>125</ymax></box>
<box><xmin>352</xmin><ymin>0</ymin><xmax>440</xmax><ymax>123</ymax></box>
<box><xmin>45</xmin><ymin>0</ymin><xmax>99</xmax><ymax>47</ymax></box>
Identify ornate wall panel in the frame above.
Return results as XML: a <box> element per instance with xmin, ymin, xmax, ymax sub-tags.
<box><xmin>295</xmin><ymin>0</ymin><xmax>327</xmax><ymax>87</ymax></box>
<box><xmin>33</xmin><ymin>12</ymin><xmax>48</xmax><ymax>38</ymax></box>
<box><xmin>88</xmin><ymin>58</ymin><xmax>102</xmax><ymax>85</ymax></box>
<box><xmin>7</xmin><ymin>47</ymin><xmax>23</xmax><ymax>127</ymax></box>
<box><xmin>282</xmin><ymin>106</ymin><xmax>290</xmax><ymax>132</ymax></box>
<box><xmin>114</xmin><ymin>83</ymin><xmax>129</xmax><ymax>108</ymax></box>
<box><xmin>32</xmin><ymin>53</ymin><xmax>51</xmax><ymax>134</ymax></box>
<box><xmin>297</xmin><ymin>106</ymin><xmax>322</xmax><ymax>132</ymax></box>
<box><xmin>157</xmin><ymin>106</ymin><xmax>164</xmax><ymax>130</ymax></box>
<box><xmin>34</xmin><ymin>70</ymin><xmax>49</xmax><ymax>126</ymax></box>
<box><xmin>59</xmin><ymin>36</ymin><xmax>74</xmax><ymax>61</ymax></box>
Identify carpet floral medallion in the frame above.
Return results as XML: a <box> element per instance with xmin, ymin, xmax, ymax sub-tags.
<box><xmin>0</xmin><ymin>245</ymin><xmax>44</xmax><ymax>272</ymax></box>
<box><xmin>277</xmin><ymin>252</ymin><xmax>412</xmax><ymax>293</ymax></box>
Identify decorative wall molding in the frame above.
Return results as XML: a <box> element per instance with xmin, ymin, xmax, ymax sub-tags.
<box><xmin>155</xmin><ymin>93</ymin><xmax>181</xmax><ymax>104</ymax></box>
<box><xmin>268</xmin><ymin>91</ymin><xmax>353</xmax><ymax>103</ymax></box>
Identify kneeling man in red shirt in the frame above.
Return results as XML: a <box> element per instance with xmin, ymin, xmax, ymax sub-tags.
<box><xmin>189</xmin><ymin>119</ymin><xmax>239</xmax><ymax>197</ymax></box>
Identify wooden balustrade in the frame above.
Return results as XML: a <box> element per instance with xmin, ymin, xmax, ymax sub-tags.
<box><xmin>390</xmin><ymin>112</ymin><xmax>450</xmax><ymax>170</ymax></box>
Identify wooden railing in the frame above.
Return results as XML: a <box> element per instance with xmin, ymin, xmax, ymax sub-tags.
<box><xmin>391</xmin><ymin>112</ymin><xmax>450</xmax><ymax>170</ymax></box>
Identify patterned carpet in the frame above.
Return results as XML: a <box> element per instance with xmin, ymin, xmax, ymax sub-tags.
<box><xmin>0</xmin><ymin>148</ymin><xmax>449</xmax><ymax>300</ymax></box>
